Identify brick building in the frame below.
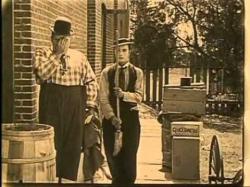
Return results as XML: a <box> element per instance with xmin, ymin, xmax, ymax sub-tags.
<box><xmin>2</xmin><ymin>0</ymin><xmax>129</xmax><ymax>123</ymax></box>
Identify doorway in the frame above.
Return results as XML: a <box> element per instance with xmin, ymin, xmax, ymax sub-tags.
<box><xmin>2</xmin><ymin>1</ymin><xmax>14</xmax><ymax>123</ymax></box>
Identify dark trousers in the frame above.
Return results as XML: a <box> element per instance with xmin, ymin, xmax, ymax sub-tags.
<box><xmin>39</xmin><ymin>83</ymin><xmax>84</xmax><ymax>181</ymax></box>
<box><xmin>103</xmin><ymin>110</ymin><xmax>140</xmax><ymax>184</ymax></box>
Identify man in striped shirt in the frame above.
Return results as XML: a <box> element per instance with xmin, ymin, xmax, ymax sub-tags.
<box><xmin>33</xmin><ymin>17</ymin><xmax>98</xmax><ymax>182</ymax></box>
<box><xmin>99</xmin><ymin>38</ymin><xmax>144</xmax><ymax>184</ymax></box>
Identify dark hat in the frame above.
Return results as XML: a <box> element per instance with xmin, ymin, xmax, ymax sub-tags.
<box><xmin>113</xmin><ymin>38</ymin><xmax>133</xmax><ymax>47</ymax></box>
<box><xmin>50</xmin><ymin>16</ymin><xmax>74</xmax><ymax>36</ymax></box>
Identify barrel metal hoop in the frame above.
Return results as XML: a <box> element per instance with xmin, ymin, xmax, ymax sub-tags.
<box><xmin>2</xmin><ymin>152</ymin><xmax>56</xmax><ymax>164</ymax></box>
<box><xmin>2</xmin><ymin>134</ymin><xmax>54</xmax><ymax>141</ymax></box>
<box><xmin>2</xmin><ymin>131</ymin><xmax>54</xmax><ymax>137</ymax></box>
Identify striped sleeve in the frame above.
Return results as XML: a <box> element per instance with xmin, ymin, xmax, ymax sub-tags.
<box><xmin>99</xmin><ymin>67</ymin><xmax>115</xmax><ymax>119</ymax></box>
<box><xmin>123</xmin><ymin>67</ymin><xmax>144</xmax><ymax>103</ymax></box>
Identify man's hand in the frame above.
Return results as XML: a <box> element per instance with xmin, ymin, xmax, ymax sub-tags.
<box><xmin>54</xmin><ymin>37</ymin><xmax>70</xmax><ymax>57</ymax></box>
<box><xmin>86</xmin><ymin>107</ymin><xmax>97</xmax><ymax>116</ymax></box>
<box><xmin>84</xmin><ymin>107</ymin><xmax>100</xmax><ymax>127</ymax></box>
<box><xmin>113</xmin><ymin>87</ymin><xmax>124</xmax><ymax>99</ymax></box>
<box><xmin>110</xmin><ymin>116</ymin><xmax>122</xmax><ymax>130</ymax></box>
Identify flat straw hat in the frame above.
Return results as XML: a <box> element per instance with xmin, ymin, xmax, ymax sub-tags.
<box><xmin>112</xmin><ymin>38</ymin><xmax>133</xmax><ymax>47</ymax></box>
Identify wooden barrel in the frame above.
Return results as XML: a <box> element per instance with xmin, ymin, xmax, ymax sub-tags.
<box><xmin>2</xmin><ymin>123</ymin><xmax>56</xmax><ymax>182</ymax></box>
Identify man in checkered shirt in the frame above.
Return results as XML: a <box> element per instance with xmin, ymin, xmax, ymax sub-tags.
<box><xmin>33</xmin><ymin>16</ymin><xmax>98</xmax><ymax>182</ymax></box>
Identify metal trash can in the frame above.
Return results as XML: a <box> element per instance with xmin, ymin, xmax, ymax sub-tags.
<box><xmin>161</xmin><ymin>118</ymin><xmax>172</xmax><ymax>169</ymax></box>
<box><xmin>157</xmin><ymin>112</ymin><xmax>172</xmax><ymax>170</ymax></box>
<box><xmin>158</xmin><ymin>112</ymin><xmax>201</xmax><ymax>171</ymax></box>
<box><xmin>171</xmin><ymin>121</ymin><xmax>202</xmax><ymax>180</ymax></box>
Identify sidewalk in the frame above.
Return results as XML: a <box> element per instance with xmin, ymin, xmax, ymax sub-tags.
<box><xmin>71</xmin><ymin>112</ymin><xmax>243</xmax><ymax>184</ymax></box>
<box><xmin>76</xmin><ymin>117</ymin><xmax>166</xmax><ymax>184</ymax></box>
<box><xmin>136</xmin><ymin>118</ymin><xmax>167</xmax><ymax>184</ymax></box>
<box><xmin>76</xmin><ymin>102</ymin><xmax>202</xmax><ymax>184</ymax></box>
<box><xmin>135</xmin><ymin>118</ymin><xmax>198</xmax><ymax>184</ymax></box>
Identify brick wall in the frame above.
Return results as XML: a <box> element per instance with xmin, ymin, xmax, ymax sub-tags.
<box><xmin>87</xmin><ymin>0</ymin><xmax>115</xmax><ymax>78</ymax></box>
<box><xmin>12</xmin><ymin>0</ymin><xmax>128</xmax><ymax>122</ymax></box>
<box><xmin>87</xmin><ymin>0</ymin><xmax>98</xmax><ymax>76</ymax></box>
<box><xmin>13</xmin><ymin>0</ymin><xmax>88</xmax><ymax>122</ymax></box>
<box><xmin>13</xmin><ymin>0</ymin><xmax>35</xmax><ymax>122</ymax></box>
<box><xmin>87</xmin><ymin>0</ymin><xmax>102</xmax><ymax>79</ymax></box>
<box><xmin>30</xmin><ymin>0</ymin><xmax>88</xmax><ymax>52</ymax></box>
<box><xmin>105</xmin><ymin>13</ymin><xmax>115</xmax><ymax>66</ymax></box>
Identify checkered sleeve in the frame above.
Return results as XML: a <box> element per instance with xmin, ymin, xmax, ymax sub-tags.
<box><xmin>33</xmin><ymin>48</ymin><xmax>60</xmax><ymax>81</ymax></box>
<box><xmin>82</xmin><ymin>55</ymin><xmax>98</xmax><ymax>108</ymax></box>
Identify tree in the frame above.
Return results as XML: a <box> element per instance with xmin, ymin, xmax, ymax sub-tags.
<box><xmin>197</xmin><ymin>0</ymin><xmax>244</xmax><ymax>92</ymax></box>
<box><xmin>160</xmin><ymin>0</ymin><xmax>244</xmax><ymax>91</ymax></box>
<box><xmin>130</xmin><ymin>0</ymin><xmax>176</xmax><ymax>70</ymax></box>
<box><xmin>130</xmin><ymin>0</ymin><xmax>244</xmax><ymax>93</ymax></box>
<box><xmin>160</xmin><ymin>0</ymin><xmax>214</xmax><ymax>82</ymax></box>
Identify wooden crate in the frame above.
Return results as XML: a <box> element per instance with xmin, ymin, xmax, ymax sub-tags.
<box><xmin>163</xmin><ymin>87</ymin><xmax>206</xmax><ymax>115</ymax></box>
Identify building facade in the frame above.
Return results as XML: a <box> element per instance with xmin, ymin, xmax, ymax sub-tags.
<box><xmin>2</xmin><ymin>0</ymin><xmax>129</xmax><ymax>123</ymax></box>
